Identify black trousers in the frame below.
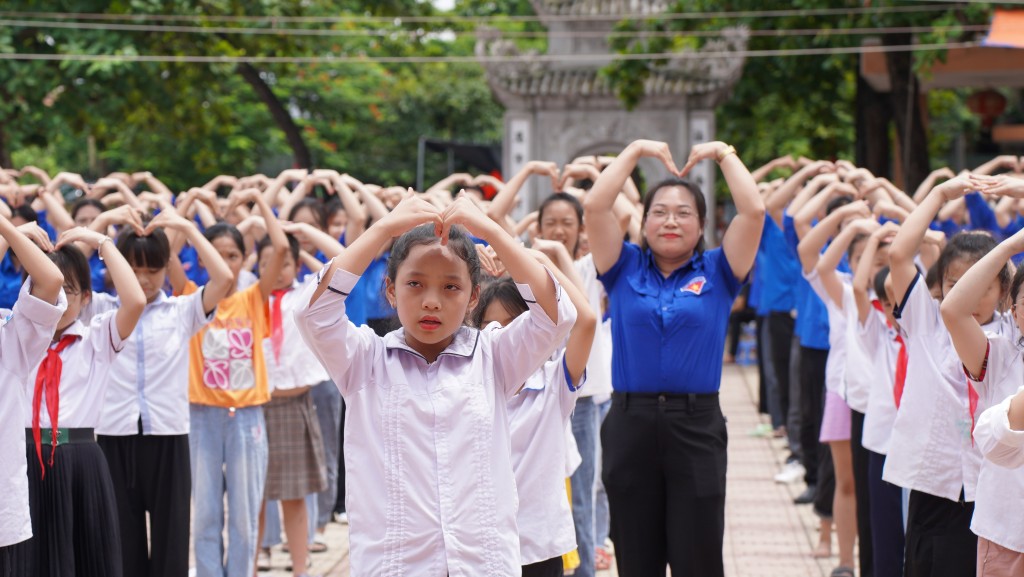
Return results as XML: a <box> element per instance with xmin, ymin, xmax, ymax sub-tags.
<box><xmin>521</xmin><ymin>556</ymin><xmax>563</xmax><ymax>577</ymax></box>
<box><xmin>904</xmin><ymin>489</ymin><xmax>976</xmax><ymax>577</ymax></box>
<box><xmin>799</xmin><ymin>347</ymin><xmax>828</xmax><ymax>486</ymax></box>
<box><xmin>768</xmin><ymin>312</ymin><xmax>795</xmax><ymax>430</ymax></box>
<box><xmin>97</xmin><ymin>433</ymin><xmax>190</xmax><ymax>577</ymax></box>
<box><xmin>335</xmin><ymin>398</ymin><xmax>347</xmax><ymax>515</ymax></box>
<box><xmin>9</xmin><ymin>442</ymin><xmax>122</xmax><ymax>577</ymax></box>
<box><xmin>0</xmin><ymin>546</ymin><xmax>12</xmax><ymax>577</ymax></box>
<box><xmin>850</xmin><ymin>410</ymin><xmax>875</xmax><ymax>577</ymax></box>
<box><xmin>813</xmin><ymin>443</ymin><xmax>835</xmax><ymax>518</ymax></box>
<box><xmin>869</xmin><ymin>451</ymin><xmax>905</xmax><ymax>577</ymax></box>
<box><xmin>602</xmin><ymin>392</ymin><xmax>727</xmax><ymax>577</ymax></box>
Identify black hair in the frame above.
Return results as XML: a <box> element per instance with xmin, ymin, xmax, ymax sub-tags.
<box><xmin>288</xmin><ymin>198</ymin><xmax>328</xmax><ymax>231</ymax></box>
<box><xmin>256</xmin><ymin>232</ymin><xmax>300</xmax><ymax>264</ymax></box>
<box><xmin>874</xmin><ymin>265</ymin><xmax>890</xmax><ymax>305</ymax></box>
<box><xmin>471</xmin><ymin>277</ymin><xmax>528</xmax><ymax>328</ymax></box>
<box><xmin>71</xmin><ymin>198</ymin><xmax>105</xmax><ymax>221</ymax></box>
<box><xmin>1011</xmin><ymin>264</ymin><xmax>1024</xmax><ymax>307</ymax></box>
<box><xmin>116</xmin><ymin>226</ymin><xmax>170</xmax><ymax>270</ymax></box>
<box><xmin>325</xmin><ymin>198</ymin><xmax>345</xmax><ymax>219</ymax></box>
<box><xmin>925</xmin><ymin>261</ymin><xmax>940</xmax><ymax>292</ymax></box>
<box><xmin>49</xmin><ymin>244</ymin><xmax>91</xmax><ymax>296</ymax></box>
<box><xmin>937</xmin><ymin>232</ymin><xmax>1010</xmax><ymax>297</ymax></box>
<box><xmin>10</xmin><ymin>204</ymin><xmax>37</xmax><ymax>224</ymax></box>
<box><xmin>537</xmin><ymin>192</ymin><xmax>584</xmax><ymax>255</ymax></box>
<box><xmin>848</xmin><ymin>233</ymin><xmax>869</xmax><ymax>261</ymax></box>
<box><xmin>204</xmin><ymin>222</ymin><xmax>246</xmax><ymax>256</ymax></box>
<box><xmin>387</xmin><ymin>224</ymin><xmax>481</xmax><ymax>289</ymax></box>
<box><xmin>826</xmin><ymin>196</ymin><xmax>852</xmax><ymax>215</ymax></box>
<box><xmin>641</xmin><ymin>178</ymin><xmax>707</xmax><ymax>253</ymax></box>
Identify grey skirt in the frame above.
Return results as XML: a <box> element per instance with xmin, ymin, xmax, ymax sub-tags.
<box><xmin>264</xmin><ymin>390</ymin><xmax>328</xmax><ymax>500</ymax></box>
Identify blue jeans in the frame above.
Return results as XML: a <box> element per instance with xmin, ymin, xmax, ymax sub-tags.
<box><xmin>190</xmin><ymin>405</ymin><xmax>268</xmax><ymax>577</ymax></box>
<box><xmin>571</xmin><ymin>397</ymin><xmax>599</xmax><ymax>577</ymax></box>
<box><xmin>594</xmin><ymin>398</ymin><xmax>611</xmax><ymax>548</ymax></box>
<box><xmin>310</xmin><ymin>380</ymin><xmax>341</xmax><ymax>528</ymax></box>
<box><xmin>261</xmin><ymin>495</ymin><xmax>317</xmax><ymax>548</ymax></box>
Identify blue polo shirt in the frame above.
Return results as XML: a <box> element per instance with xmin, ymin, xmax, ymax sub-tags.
<box><xmin>756</xmin><ymin>215</ymin><xmax>799</xmax><ymax>315</ymax></box>
<box><xmin>783</xmin><ymin>214</ymin><xmax>830</xmax><ymax>350</ymax></box>
<box><xmin>598</xmin><ymin>241</ymin><xmax>744</xmax><ymax>394</ymax></box>
<box><xmin>0</xmin><ymin>254</ymin><xmax>23</xmax><ymax>310</ymax></box>
<box><xmin>363</xmin><ymin>253</ymin><xmax>395</xmax><ymax>321</ymax></box>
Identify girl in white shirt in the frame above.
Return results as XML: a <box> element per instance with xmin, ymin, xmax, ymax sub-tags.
<box><xmin>9</xmin><ymin>227</ymin><xmax>145</xmax><ymax>577</ymax></box>
<box><xmin>472</xmin><ymin>247</ymin><xmax>597</xmax><ymax>577</ymax></box>
<box><xmin>940</xmin><ymin>187</ymin><xmax>1024</xmax><ymax>575</ymax></box>
<box><xmin>295</xmin><ymin>195</ymin><xmax>577</xmax><ymax>577</ymax></box>
<box><xmin>889</xmin><ymin>173</ymin><xmax>1014</xmax><ymax>577</ymax></box>
<box><xmin>0</xmin><ymin>216</ymin><xmax>66</xmax><ymax>574</ymax></box>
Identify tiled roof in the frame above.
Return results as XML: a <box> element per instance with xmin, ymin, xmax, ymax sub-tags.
<box><xmin>531</xmin><ymin>0</ymin><xmax>670</xmax><ymax>17</ymax></box>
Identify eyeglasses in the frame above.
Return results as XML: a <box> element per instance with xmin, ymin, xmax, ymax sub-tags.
<box><xmin>648</xmin><ymin>208</ymin><xmax>696</xmax><ymax>221</ymax></box>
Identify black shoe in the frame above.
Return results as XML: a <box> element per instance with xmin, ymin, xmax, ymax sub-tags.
<box><xmin>794</xmin><ymin>485</ymin><xmax>817</xmax><ymax>505</ymax></box>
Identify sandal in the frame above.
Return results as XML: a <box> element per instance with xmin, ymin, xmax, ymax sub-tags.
<box><xmin>309</xmin><ymin>540</ymin><xmax>329</xmax><ymax>554</ymax></box>
<box><xmin>830</xmin><ymin>567</ymin><xmax>855</xmax><ymax>577</ymax></box>
<box><xmin>595</xmin><ymin>546</ymin><xmax>612</xmax><ymax>571</ymax></box>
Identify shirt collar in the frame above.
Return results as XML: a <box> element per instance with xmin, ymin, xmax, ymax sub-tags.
<box><xmin>58</xmin><ymin>319</ymin><xmax>87</xmax><ymax>338</ymax></box>
<box><xmin>642</xmin><ymin>247</ymin><xmax>705</xmax><ymax>281</ymax></box>
<box><xmin>383</xmin><ymin>325</ymin><xmax>480</xmax><ymax>362</ymax></box>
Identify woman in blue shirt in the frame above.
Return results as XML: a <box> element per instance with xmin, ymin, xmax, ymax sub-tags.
<box><xmin>583</xmin><ymin>139</ymin><xmax>763</xmax><ymax>576</ymax></box>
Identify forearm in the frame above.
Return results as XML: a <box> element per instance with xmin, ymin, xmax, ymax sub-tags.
<box><xmin>186</xmin><ymin>226</ymin><xmax>232</xmax><ymax>291</ymax></box>
<box><xmin>819</xmin><ymin>224</ymin><xmax>860</xmax><ymax>273</ymax></box>
<box><xmin>892</xmin><ymin>190</ymin><xmax>944</xmax><ymax>268</ymax></box>
<box><xmin>487</xmin><ymin>168</ymin><xmax>530</xmax><ymax>225</ymax></box>
<box><xmin>0</xmin><ymin>218</ymin><xmax>62</xmax><ymax>301</ymax></box>
<box><xmin>1010</xmin><ymin>392</ymin><xmax>1024</xmax><ymax>431</ymax></box>
<box><xmin>586</xmin><ymin>145</ymin><xmax>640</xmax><ymax>213</ymax></box>
<box><xmin>797</xmin><ymin>211</ymin><xmax>842</xmax><ymax>272</ymax></box>
<box><xmin>303</xmin><ymin>225</ymin><xmax>345</xmax><ymax>260</ymax></box>
<box><xmin>488</xmin><ymin>231</ymin><xmax>558</xmax><ymax>322</ymax></box>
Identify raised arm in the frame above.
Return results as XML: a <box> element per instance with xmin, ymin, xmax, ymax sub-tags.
<box><xmin>529</xmin><ymin>248</ymin><xmax>596</xmax><ymax>385</ymax></box>
<box><xmin>228</xmin><ymin>188</ymin><xmax>288</xmax><ymax>300</ymax></box>
<box><xmin>940</xmin><ymin>227</ymin><xmax>1020</xmax><ymax>378</ymax></box>
<box><xmin>765</xmin><ymin>160</ymin><xmax>833</xmax><ymax>225</ymax></box>
<box><xmin>583</xmin><ymin>140</ymin><xmax>679</xmax><ymax>275</ymax></box>
<box><xmin>282</xmin><ymin>222</ymin><xmax>345</xmax><ymax>261</ymax></box>
<box><xmin>680</xmin><ymin>141</ymin><xmax>764</xmax><ymax>279</ymax></box>
<box><xmin>145</xmin><ymin>210</ymin><xmax>233</xmax><ymax>315</ymax></box>
<box><xmin>797</xmin><ymin>200</ymin><xmax>870</xmax><ymax>274</ymax></box>
<box><xmin>0</xmin><ymin>215</ymin><xmax>62</xmax><ymax>303</ymax></box>
<box><xmin>912</xmin><ymin>167</ymin><xmax>956</xmax><ymax>204</ymax></box>
<box><xmin>487</xmin><ymin>161</ymin><xmax>559</xmax><ymax>236</ymax></box>
<box><xmin>816</xmin><ymin>218</ymin><xmax>879</xmax><ymax>307</ymax></box>
<box><xmin>853</xmin><ymin>222</ymin><xmax>899</xmax><ymax>323</ymax></box>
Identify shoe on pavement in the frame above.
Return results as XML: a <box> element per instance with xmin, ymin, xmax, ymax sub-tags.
<box><xmin>774</xmin><ymin>461</ymin><xmax>805</xmax><ymax>484</ymax></box>
<box><xmin>257</xmin><ymin>548</ymin><xmax>271</xmax><ymax>572</ymax></box>
<box><xmin>336</xmin><ymin>511</ymin><xmax>349</xmax><ymax>524</ymax></box>
<box><xmin>794</xmin><ymin>485</ymin><xmax>817</xmax><ymax>505</ymax></box>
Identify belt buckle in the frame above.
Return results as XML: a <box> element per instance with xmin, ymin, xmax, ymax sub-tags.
<box><xmin>49</xmin><ymin>429</ymin><xmax>67</xmax><ymax>445</ymax></box>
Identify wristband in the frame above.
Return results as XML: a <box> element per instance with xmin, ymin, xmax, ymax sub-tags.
<box><xmin>97</xmin><ymin>235</ymin><xmax>112</xmax><ymax>261</ymax></box>
<box><xmin>716</xmin><ymin>145</ymin><xmax>737</xmax><ymax>164</ymax></box>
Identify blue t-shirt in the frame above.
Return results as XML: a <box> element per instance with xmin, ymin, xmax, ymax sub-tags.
<box><xmin>363</xmin><ymin>254</ymin><xmax>394</xmax><ymax>320</ymax></box>
<box><xmin>598</xmin><ymin>242</ymin><xmax>744</xmax><ymax>394</ymax></box>
<box><xmin>756</xmin><ymin>214</ymin><xmax>799</xmax><ymax>315</ymax></box>
<box><xmin>783</xmin><ymin>214</ymin><xmax>830</xmax><ymax>350</ymax></box>
<box><xmin>0</xmin><ymin>254</ymin><xmax>23</xmax><ymax>310</ymax></box>
<box><xmin>89</xmin><ymin>251</ymin><xmax>109</xmax><ymax>294</ymax></box>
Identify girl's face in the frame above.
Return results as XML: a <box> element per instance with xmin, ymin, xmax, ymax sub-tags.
<box><xmin>848</xmin><ymin>239</ymin><xmax>867</xmax><ymax>276</ymax></box>
<box><xmin>57</xmin><ymin>283</ymin><xmax>90</xmax><ymax>332</ymax></box>
<box><xmin>872</xmin><ymin>245</ymin><xmax>891</xmax><ymax>281</ymax></box>
<box><xmin>538</xmin><ymin>200</ymin><xmax>582</xmax><ymax>258</ymax></box>
<box><xmin>258</xmin><ymin>245</ymin><xmax>297</xmax><ymax>291</ymax></box>
<box><xmin>644</xmin><ymin>186</ymin><xmax>702</xmax><ymax>260</ymax></box>
<box><xmin>73</xmin><ymin>205</ymin><xmax>102</xmax><ymax>228</ymax></box>
<box><xmin>327</xmin><ymin>209</ymin><xmax>348</xmax><ymax>241</ymax></box>
<box><xmin>210</xmin><ymin>236</ymin><xmax>246</xmax><ymax>283</ymax></box>
<box><xmin>291</xmin><ymin>207</ymin><xmax>321</xmax><ymax>252</ymax></box>
<box><xmin>131</xmin><ymin>264</ymin><xmax>168</xmax><ymax>303</ymax></box>
<box><xmin>386</xmin><ymin>243</ymin><xmax>479</xmax><ymax>362</ymax></box>
<box><xmin>943</xmin><ymin>258</ymin><xmax>1003</xmax><ymax>324</ymax></box>
<box><xmin>480</xmin><ymin>300</ymin><xmax>517</xmax><ymax>328</ymax></box>
<box><xmin>1013</xmin><ymin>289</ymin><xmax>1024</xmax><ymax>335</ymax></box>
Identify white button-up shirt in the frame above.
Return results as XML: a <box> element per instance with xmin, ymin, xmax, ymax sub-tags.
<box><xmin>0</xmin><ymin>282</ymin><xmax>66</xmax><ymax>547</ymax></box>
<box><xmin>575</xmin><ymin>254</ymin><xmax>612</xmax><ymax>400</ymax></box>
<box><xmin>883</xmin><ymin>274</ymin><xmax>1015</xmax><ymax>501</ymax></box>
<box><xmin>88</xmin><ymin>290</ymin><xmax>214</xmax><ymax>436</ymax></box>
<box><xmin>25</xmin><ymin>311</ymin><xmax>125</xmax><ymax>428</ymax></box>
<box><xmin>295</xmin><ymin>264</ymin><xmax>576</xmax><ymax>577</ymax></box>
<box><xmin>509</xmin><ymin>354</ymin><xmax>582</xmax><ymax>564</ymax></box>
<box><xmin>805</xmin><ymin>269</ymin><xmax>851</xmax><ymax>398</ymax></box>
<box><xmin>262</xmin><ymin>276</ymin><xmax>328</xmax><ymax>392</ymax></box>
<box><xmin>858</xmin><ymin>305</ymin><xmax>901</xmax><ymax>455</ymax></box>
<box><xmin>968</xmin><ymin>341</ymin><xmax>1024</xmax><ymax>552</ymax></box>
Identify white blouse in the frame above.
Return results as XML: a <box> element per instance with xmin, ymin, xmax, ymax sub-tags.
<box><xmin>805</xmin><ymin>269</ymin><xmax>850</xmax><ymax>397</ymax></box>
<box><xmin>294</xmin><ymin>263</ymin><xmax>577</xmax><ymax>577</ymax></box>
<box><xmin>0</xmin><ymin>282</ymin><xmax>67</xmax><ymax>547</ymax></box>
<box><xmin>509</xmin><ymin>354</ymin><xmax>583</xmax><ymax>564</ymax></box>
<box><xmin>976</xmin><ymin>385</ymin><xmax>1024</xmax><ymax>470</ymax></box>
<box><xmin>25</xmin><ymin>311</ymin><xmax>125</xmax><ymax>428</ymax></box>
<box><xmin>858</xmin><ymin>305</ymin><xmax>901</xmax><ymax>455</ymax></box>
<box><xmin>262</xmin><ymin>276</ymin><xmax>329</xmax><ymax>392</ymax></box>
<box><xmin>575</xmin><ymin>254</ymin><xmax>612</xmax><ymax>400</ymax></box>
<box><xmin>967</xmin><ymin>339</ymin><xmax>1024</xmax><ymax>553</ymax></box>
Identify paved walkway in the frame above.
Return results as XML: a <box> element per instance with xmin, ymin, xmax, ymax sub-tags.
<box><xmin>250</xmin><ymin>363</ymin><xmax>838</xmax><ymax>576</ymax></box>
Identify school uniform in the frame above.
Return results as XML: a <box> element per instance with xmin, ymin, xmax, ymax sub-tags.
<box><xmin>294</xmin><ymin>262</ymin><xmax>576</xmax><ymax>577</ymax></box>
<box><xmin>0</xmin><ymin>282</ymin><xmax>66</xmax><ymax>563</ymax></box>
<box><xmin>857</xmin><ymin>303</ymin><xmax>906</xmax><ymax>577</ymax></box>
<box><xmin>885</xmin><ymin>273</ymin><xmax>1016</xmax><ymax>577</ymax></box>
<box><xmin>87</xmin><ymin>289</ymin><xmax>214</xmax><ymax>577</ymax></box>
<box><xmin>10</xmin><ymin>311</ymin><xmax>125</xmax><ymax>577</ymax></box>
<box><xmin>598</xmin><ymin>242</ymin><xmax>742</xmax><ymax>577</ymax></box>
<box><xmin>509</xmin><ymin>353</ymin><xmax>584</xmax><ymax>576</ymax></box>
<box><xmin>966</xmin><ymin>342</ymin><xmax>1024</xmax><ymax>574</ymax></box>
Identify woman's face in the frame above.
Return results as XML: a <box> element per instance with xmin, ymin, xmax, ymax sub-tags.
<box><xmin>537</xmin><ymin>200</ymin><xmax>581</xmax><ymax>258</ymax></box>
<box><xmin>328</xmin><ymin>209</ymin><xmax>348</xmax><ymax>241</ymax></box>
<box><xmin>643</xmin><ymin>186</ymin><xmax>702</xmax><ymax>260</ymax></box>
<box><xmin>73</xmin><ymin>205</ymin><xmax>102</xmax><ymax>228</ymax></box>
<box><xmin>210</xmin><ymin>235</ymin><xmax>246</xmax><ymax>283</ymax></box>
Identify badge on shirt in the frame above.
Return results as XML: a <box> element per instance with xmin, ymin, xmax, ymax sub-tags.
<box><xmin>681</xmin><ymin>277</ymin><xmax>706</xmax><ymax>296</ymax></box>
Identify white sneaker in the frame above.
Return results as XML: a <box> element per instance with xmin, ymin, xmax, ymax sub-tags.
<box><xmin>774</xmin><ymin>461</ymin><xmax>805</xmax><ymax>484</ymax></box>
<box><xmin>257</xmin><ymin>548</ymin><xmax>272</xmax><ymax>572</ymax></box>
<box><xmin>336</xmin><ymin>511</ymin><xmax>349</xmax><ymax>525</ymax></box>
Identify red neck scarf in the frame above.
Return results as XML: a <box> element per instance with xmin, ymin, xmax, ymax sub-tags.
<box><xmin>32</xmin><ymin>334</ymin><xmax>79</xmax><ymax>478</ymax></box>
<box><xmin>270</xmin><ymin>288</ymin><xmax>290</xmax><ymax>363</ymax></box>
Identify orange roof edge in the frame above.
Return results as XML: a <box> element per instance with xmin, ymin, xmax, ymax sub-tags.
<box><xmin>983</xmin><ymin>9</ymin><xmax>1024</xmax><ymax>49</ymax></box>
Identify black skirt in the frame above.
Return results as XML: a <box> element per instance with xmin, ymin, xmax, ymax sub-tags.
<box><xmin>9</xmin><ymin>441</ymin><xmax>123</xmax><ymax>577</ymax></box>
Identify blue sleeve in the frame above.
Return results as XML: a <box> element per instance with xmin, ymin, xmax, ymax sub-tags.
<box><xmin>1001</xmin><ymin>216</ymin><xmax>1024</xmax><ymax>240</ymax></box>
<box><xmin>597</xmin><ymin>241</ymin><xmax>641</xmax><ymax>295</ymax></box>
<box><xmin>964</xmin><ymin>192</ymin><xmax>998</xmax><ymax>233</ymax></box>
<box><xmin>708</xmin><ymin>248</ymin><xmax>744</xmax><ymax>300</ymax></box>
<box><xmin>782</xmin><ymin>213</ymin><xmax>800</xmax><ymax>256</ymax></box>
<box><xmin>34</xmin><ymin>210</ymin><xmax>59</xmax><ymax>242</ymax></box>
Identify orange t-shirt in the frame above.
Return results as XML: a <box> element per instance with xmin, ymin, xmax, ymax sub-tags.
<box><xmin>188</xmin><ymin>282</ymin><xmax>271</xmax><ymax>408</ymax></box>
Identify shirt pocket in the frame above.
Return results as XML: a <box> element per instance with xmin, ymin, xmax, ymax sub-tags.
<box><xmin>670</xmin><ymin>277</ymin><xmax>719</xmax><ymax>328</ymax></box>
<box><xmin>624</xmin><ymin>274</ymin><xmax>660</xmax><ymax>328</ymax></box>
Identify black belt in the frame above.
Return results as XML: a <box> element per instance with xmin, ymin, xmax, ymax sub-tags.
<box><xmin>26</xmin><ymin>428</ymin><xmax>96</xmax><ymax>445</ymax></box>
<box><xmin>612</xmin><ymin>391</ymin><xmax>719</xmax><ymax>409</ymax></box>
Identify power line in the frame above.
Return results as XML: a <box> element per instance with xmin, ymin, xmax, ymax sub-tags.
<box><xmin>0</xmin><ymin>4</ymin><xmax>960</xmax><ymax>25</ymax></box>
<box><xmin>0</xmin><ymin>40</ymin><xmax>979</xmax><ymax>65</ymax></box>
<box><xmin>0</xmin><ymin>18</ymin><xmax>992</xmax><ymax>40</ymax></box>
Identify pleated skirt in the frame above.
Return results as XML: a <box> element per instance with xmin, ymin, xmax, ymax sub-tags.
<box><xmin>9</xmin><ymin>441</ymin><xmax>123</xmax><ymax>577</ymax></box>
<box><xmin>264</xmin><ymin>391</ymin><xmax>328</xmax><ymax>500</ymax></box>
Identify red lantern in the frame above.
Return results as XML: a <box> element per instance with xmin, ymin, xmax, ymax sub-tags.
<box><xmin>967</xmin><ymin>89</ymin><xmax>1007</xmax><ymax>129</ymax></box>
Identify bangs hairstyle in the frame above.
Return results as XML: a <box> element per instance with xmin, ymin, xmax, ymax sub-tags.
<box><xmin>204</xmin><ymin>222</ymin><xmax>246</xmax><ymax>255</ymax></box>
<box><xmin>937</xmin><ymin>232</ymin><xmax>1010</xmax><ymax>296</ymax></box>
<box><xmin>256</xmin><ymin>233</ymin><xmax>300</xmax><ymax>263</ymax></box>
<box><xmin>538</xmin><ymin>192</ymin><xmax>584</xmax><ymax>254</ymax></box>
<box><xmin>641</xmin><ymin>178</ymin><xmax>707</xmax><ymax>253</ymax></box>
<box><xmin>71</xmin><ymin>198</ymin><xmax>105</xmax><ymax>220</ymax></box>
<box><xmin>387</xmin><ymin>223</ymin><xmax>482</xmax><ymax>289</ymax></box>
<box><xmin>471</xmin><ymin>277</ymin><xmax>528</xmax><ymax>328</ymax></box>
<box><xmin>826</xmin><ymin>196</ymin><xmax>852</xmax><ymax>215</ymax></box>
<box><xmin>49</xmin><ymin>244</ymin><xmax>92</xmax><ymax>296</ymax></box>
<box><xmin>116</xmin><ymin>226</ymin><xmax>170</xmax><ymax>270</ymax></box>
<box><xmin>874</xmin><ymin>265</ymin><xmax>891</xmax><ymax>305</ymax></box>
<box><xmin>288</xmin><ymin>198</ymin><xmax>328</xmax><ymax>231</ymax></box>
